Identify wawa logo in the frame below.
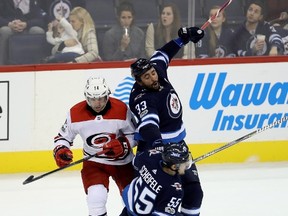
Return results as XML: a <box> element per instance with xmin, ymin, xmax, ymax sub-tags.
<box><xmin>189</xmin><ymin>73</ymin><xmax>288</xmax><ymax>131</ymax></box>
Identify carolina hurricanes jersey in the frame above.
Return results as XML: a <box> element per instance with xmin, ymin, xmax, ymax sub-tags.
<box><xmin>54</xmin><ymin>97</ymin><xmax>136</xmax><ymax>165</ymax></box>
<box><xmin>122</xmin><ymin>150</ymin><xmax>183</xmax><ymax>215</ymax></box>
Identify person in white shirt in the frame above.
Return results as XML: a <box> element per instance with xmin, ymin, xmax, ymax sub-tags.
<box><xmin>44</xmin><ymin>16</ymin><xmax>84</xmax><ymax>63</ymax></box>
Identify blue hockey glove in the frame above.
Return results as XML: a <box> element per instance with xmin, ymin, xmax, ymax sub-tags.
<box><xmin>178</xmin><ymin>27</ymin><xmax>204</xmax><ymax>44</ymax></box>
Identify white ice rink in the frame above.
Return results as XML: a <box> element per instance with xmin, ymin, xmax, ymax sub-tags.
<box><xmin>1</xmin><ymin>162</ymin><xmax>288</xmax><ymax>216</ymax></box>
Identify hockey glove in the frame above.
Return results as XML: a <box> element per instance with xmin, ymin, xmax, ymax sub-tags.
<box><xmin>53</xmin><ymin>145</ymin><xmax>73</xmax><ymax>168</ymax></box>
<box><xmin>103</xmin><ymin>137</ymin><xmax>130</xmax><ymax>159</ymax></box>
<box><xmin>178</xmin><ymin>27</ymin><xmax>204</xmax><ymax>44</ymax></box>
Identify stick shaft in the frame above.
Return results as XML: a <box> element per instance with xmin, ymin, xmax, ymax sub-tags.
<box><xmin>200</xmin><ymin>0</ymin><xmax>233</xmax><ymax>30</ymax></box>
<box><xmin>192</xmin><ymin>115</ymin><xmax>288</xmax><ymax>164</ymax></box>
<box><xmin>23</xmin><ymin>149</ymin><xmax>108</xmax><ymax>184</ymax></box>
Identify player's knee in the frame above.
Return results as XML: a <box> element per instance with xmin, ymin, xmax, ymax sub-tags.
<box><xmin>181</xmin><ymin>182</ymin><xmax>204</xmax><ymax>215</ymax></box>
<box><xmin>87</xmin><ymin>184</ymin><xmax>108</xmax><ymax>216</ymax></box>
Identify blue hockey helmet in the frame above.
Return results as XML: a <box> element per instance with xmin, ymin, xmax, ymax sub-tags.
<box><xmin>162</xmin><ymin>142</ymin><xmax>191</xmax><ymax>168</ymax></box>
<box><xmin>130</xmin><ymin>58</ymin><xmax>153</xmax><ymax>81</ymax></box>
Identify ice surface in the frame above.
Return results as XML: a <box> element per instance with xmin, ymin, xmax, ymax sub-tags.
<box><xmin>1</xmin><ymin>162</ymin><xmax>288</xmax><ymax>216</ymax></box>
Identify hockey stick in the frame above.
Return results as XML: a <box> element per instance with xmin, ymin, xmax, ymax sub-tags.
<box><xmin>22</xmin><ymin>149</ymin><xmax>109</xmax><ymax>185</ymax></box>
<box><xmin>192</xmin><ymin>115</ymin><xmax>288</xmax><ymax>164</ymax></box>
<box><xmin>200</xmin><ymin>0</ymin><xmax>233</xmax><ymax>30</ymax></box>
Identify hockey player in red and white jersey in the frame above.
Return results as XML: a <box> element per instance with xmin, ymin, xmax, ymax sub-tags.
<box><xmin>53</xmin><ymin>76</ymin><xmax>137</xmax><ymax>216</ymax></box>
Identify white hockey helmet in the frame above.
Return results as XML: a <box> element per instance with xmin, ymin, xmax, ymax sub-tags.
<box><xmin>84</xmin><ymin>77</ymin><xmax>111</xmax><ymax>105</ymax></box>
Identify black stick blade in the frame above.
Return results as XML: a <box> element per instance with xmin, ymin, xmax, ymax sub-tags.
<box><xmin>23</xmin><ymin>175</ymin><xmax>34</xmax><ymax>185</ymax></box>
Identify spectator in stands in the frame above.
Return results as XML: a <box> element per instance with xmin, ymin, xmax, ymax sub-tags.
<box><xmin>232</xmin><ymin>0</ymin><xmax>284</xmax><ymax>56</ymax></box>
<box><xmin>195</xmin><ymin>5</ymin><xmax>236</xmax><ymax>58</ymax></box>
<box><xmin>270</xmin><ymin>11</ymin><xmax>288</xmax><ymax>29</ymax></box>
<box><xmin>279</xmin><ymin>12</ymin><xmax>288</xmax><ymax>29</ymax></box>
<box><xmin>266</xmin><ymin>0</ymin><xmax>287</xmax><ymax>22</ymax></box>
<box><xmin>43</xmin><ymin>15</ymin><xmax>84</xmax><ymax>63</ymax></box>
<box><xmin>270</xmin><ymin>11</ymin><xmax>288</xmax><ymax>56</ymax></box>
<box><xmin>0</xmin><ymin>0</ymin><xmax>46</xmax><ymax>65</ymax></box>
<box><xmin>102</xmin><ymin>1</ymin><xmax>146</xmax><ymax>61</ymax></box>
<box><xmin>51</xmin><ymin>6</ymin><xmax>100</xmax><ymax>63</ymax></box>
<box><xmin>145</xmin><ymin>2</ymin><xmax>189</xmax><ymax>59</ymax></box>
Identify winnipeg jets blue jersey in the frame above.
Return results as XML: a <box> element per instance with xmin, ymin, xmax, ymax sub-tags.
<box><xmin>129</xmin><ymin>40</ymin><xmax>186</xmax><ymax>149</ymax></box>
<box><xmin>195</xmin><ymin>26</ymin><xmax>236</xmax><ymax>58</ymax></box>
<box><xmin>122</xmin><ymin>150</ymin><xmax>183</xmax><ymax>215</ymax></box>
<box><xmin>233</xmin><ymin>21</ymin><xmax>284</xmax><ymax>56</ymax></box>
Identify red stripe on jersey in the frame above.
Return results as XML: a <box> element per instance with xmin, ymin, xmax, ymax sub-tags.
<box><xmin>70</xmin><ymin>98</ymin><xmax>128</xmax><ymax>123</ymax></box>
<box><xmin>106</xmin><ymin>98</ymin><xmax>128</xmax><ymax>120</ymax></box>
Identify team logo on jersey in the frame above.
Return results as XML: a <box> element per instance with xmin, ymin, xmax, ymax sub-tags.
<box><xmin>50</xmin><ymin>0</ymin><xmax>72</xmax><ymax>19</ymax></box>
<box><xmin>86</xmin><ymin>133</ymin><xmax>115</xmax><ymax>149</ymax></box>
<box><xmin>215</xmin><ymin>45</ymin><xmax>226</xmax><ymax>57</ymax></box>
<box><xmin>139</xmin><ymin>109</ymin><xmax>148</xmax><ymax>118</ymax></box>
<box><xmin>171</xmin><ymin>182</ymin><xmax>182</xmax><ymax>191</ymax></box>
<box><xmin>165</xmin><ymin>207</ymin><xmax>176</xmax><ymax>215</ymax></box>
<box><xmin>134</xmin><ymin>93</ymin><xmax>145</xmax><ymax>101</ymax></box>
<box><xmin>149</xmin><ymin>149</ymin><xmax>160</xmax><ymax>155</ymax></box>
<box><xmin>167</xmin><ymin>92</ymin><xmax>182</xmax><ymax>118</ymax></box>
<box><xmin>95</xmin><ymin>115</ymin><xmax>103</xmax><ymax>120</ymax></box>
<box><xmin>61</xmin><ymin>119</ymin><xmax>68</xmax><ymax>132</ymax></box>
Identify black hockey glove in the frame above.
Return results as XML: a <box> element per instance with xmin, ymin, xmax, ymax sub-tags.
<box><xmin>178</xmin><ymin>27</ymin><xmax>204</xmax><ymax>44</ymax></box>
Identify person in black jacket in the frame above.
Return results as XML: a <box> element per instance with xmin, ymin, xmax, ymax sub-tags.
<box><xmin>232</xmin><ymin>0</ymin><xmax>284</xmax><ymax>56</ymax></box>
<box><xmin>0</xmin><ymin>0</ymin><xmax>46</xmax><ymax>65</ymax></box>
<box><xmin>195</xmin><ymin>5</ymin><xmax>236</xmax><ymax>58</ymax></box>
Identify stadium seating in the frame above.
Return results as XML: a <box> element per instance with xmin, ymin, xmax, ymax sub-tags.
<box><xmin>8</xmin><ymin>34</ymin><xmax>52</xmax><ymax>65</ymax></box>
<box><xmin>5</xmin><ymin>0</ymin><xmax>282</xmax><ymax>66</ymax></box>
<box><xmin>85</xmin><ymin>0</ymin><xmax>117</xmax><ymax>28</ymax></box>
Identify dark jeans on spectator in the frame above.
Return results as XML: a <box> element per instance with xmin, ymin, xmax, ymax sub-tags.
<box><xmin>43</xmin><ymin>52</ymin><xmax>80</xmax><ymax>63</ymax></box>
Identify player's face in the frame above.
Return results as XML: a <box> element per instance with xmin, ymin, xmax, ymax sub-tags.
<box><xmin>119</xmin><ymin>11</ymin><xmax>133</xmax><ymax>28</ymax></box>
<box><xmin>246</xmin><ymin>4</ymin><xmax>263</xmax><ymax>24</ymax></box>
<box><xmin>87</xmin><ymin>96</ymin><xmax>108</xmax><ymax>113</ymax></box>
<box><xmin>139</xmin><ymin>67</ymin><xmax>160</xmax><ymax>90</ymax></box>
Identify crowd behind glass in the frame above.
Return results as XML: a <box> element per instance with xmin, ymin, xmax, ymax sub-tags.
<box><xmin>0</xmin><ymin>0</ymin><xmax>287</xmax><ymax>66</ymax></box>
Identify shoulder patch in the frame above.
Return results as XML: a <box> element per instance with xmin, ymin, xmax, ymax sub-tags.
<box><xmin>171</xmin><ymin>182</ymin><xmax>182</xmax><ymax>191</ymax></box>
<box><xmin>166</xmin><ymin>92</ymin><xmax>182</xmax><ymax>118</ymax></box>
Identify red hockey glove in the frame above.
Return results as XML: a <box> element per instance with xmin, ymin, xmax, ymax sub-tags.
<box><xmin>103</xmin><ymin>137</ymin><xmax>130</xmax><ymax>159</ymax></box>
<box><xmin>53</xmin><ymin>145</ymin><xmax>73</xmax><ymax>167</ymax></box>
<box><xmin>178</xmin><ymin>27</ymin><xmax>204</xmax><ymax>44</ymax></box>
